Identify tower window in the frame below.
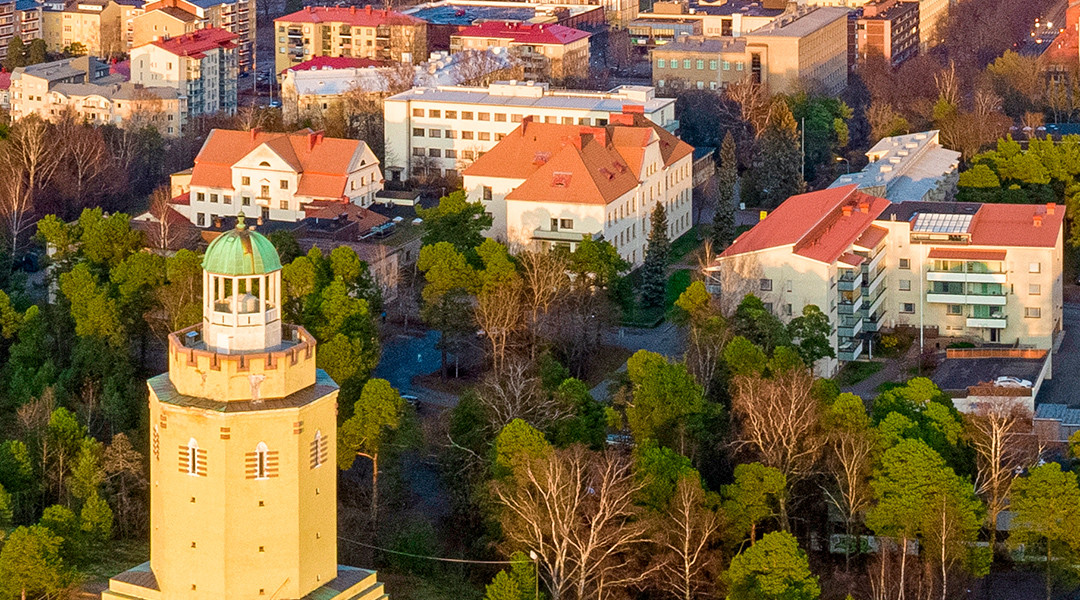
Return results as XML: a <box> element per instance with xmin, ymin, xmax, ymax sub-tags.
<box><xmin>248</xmin><ymin>443</ymin><xmax>278</xmax><ymax>479</ymax></box>
<box><xmin>182</xmin><ymin>438</ymin><xmax>203</xmax><ymax>476</ymax></box>
<box><xmin>311</xmin><ymin>430</ymin><xmax>327</xmax><ymax>468</ymax></box>
<box><xmin>256</xmin><ymin>442</ymin><xmax>268</xmax><ymax>479</ymax></box>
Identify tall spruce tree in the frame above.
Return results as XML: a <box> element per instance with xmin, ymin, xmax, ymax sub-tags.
<box><xmin>3</xmin><ymin>36</ymin><xmax>26</xmax><ymax>71</ymax></box>
<box><xmin>742</xmin><ymin>100</ymin><xmax>805</xmax><ymax>209</ymax></box>
<box><xmin>712</xmin><ymin>131</ymin><xmax>738</xmax><ymax>249</ymax></box>
<box><xmin>28</xmin><ymin>39</ymin><xmax>47</xmax><ymax>65</ymax></box>
<box><xmin>641</xmin><ymin>202</ymin><xmax>671</xmax><ymax>308</ymax></box>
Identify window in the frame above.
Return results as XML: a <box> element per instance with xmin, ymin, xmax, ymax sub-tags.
<box><xmin>197</xmin><ymin>213</ymin><xmax>206</xmax><ymax>227</ymax></box>
<box><xmin>224</xmin><ymin>195</ymin><xmax>232</xmax><ymax>205</ymax></box>
<box><xmin>428</xmin><ymin>109</ymin><xmax>441</xmax><ymax>118</ymax></box>
<box><xmin>445</xmin><ymin>149</ymin><xmax>457</xmax><ymax>158</ymax></box>
<box><xmin>463</xmin><ymin>150</ymin><xmax>475</xmax><ymax>160</ymax></box>
<box><xmin>210</xmin><ymin>194</ymin><xmax>218</xmax><ymax>203</ymax></box>
<box><xmin>412</xmin><ymin>108</ymin><xmax>423</xmax><ymax>117</ymax></box>
<box><xmin>696</xmin><ymin>59</ymin><xmax>704</xmax><ymax>69</ymax></box>
<box><xmin>1029</xmin><ymin>283</ymin><xmax>1042</xmax><ymax>295</ymax></box>
<box><xmin>947</xmin><ymin>304</ymin><xmax>963</xmax><ymax>315</ymax></box>
<box><xmin>279</xmin><ymin>180</ymin><xmax>288</xmax><ymax>190</ymax></box>
<box><xmin>478</xmin><ymin>112</ymin><xmax>490</xmax><ymax>121</ymax></box>
<box><xmin>241</xmin><ymin>176</ymin><xmax>250</xmax><ymax>185</ymax></box>
<box><xmin>710</xmin><ymin>60</ymin><xmax>717</xmax><ymax>70</ymax></box>
<box><xmin>462</xmin><ymin>111</ymin><xmax>473</xmax><ymax>120</ymax></box>
<box><xmin>899</xmin><ymin>258</ymin><xmax>911</xmax><ymax>270</ymax></box>
<box><xmin>682</xmin><ymin>59</ymin><xmax>691</xmax><ymax>69</ymax></box>
<box><xmin>462</xmin><ymin>131</ymin><xmax>474</xmax><ymax>140</ymax></box>
<box><xmin>429</xmin><ymin>129</ymin><xmax>441</xmax><ymax>138</ymax></box>
<box><xmin>657</xmin><ymin>58</ymin><xmax>666</xmax><ymax>68</ymax></box>
<box><xmin>280</xmin><ymin>200</ymin><xmax>289</xmax><ymax>210</ymax></box>
<box><xmin>495</xmin><ymin>113</ymin><xmax>506</xmax><ymax>122</ymax></box>
<box><xmin>737</xmin><ymin>62</ymin><xmax>744</xmax><ymax>71</ymax></box>
<box><xmin>1029</xmin><ymin>262</ymin><xmax>1041</xmax><ymax>273</ymax></box>
<box><xmin>495</xmin><ymin>133</ymin><xmax>505</xmax><ymax>141</ymax></box>
<box><xmin>764</xmin><ymin>302</ymin><xmax>773</xmax><ymax>313</ymax></box>
<box><xmin>255</xmin><ymin>442</ymin><xmax>268</xmax><ymax>479</ymax></box>
<box><xmin>185</xmin><ymin>438</ymin><xmax>199</xmax><ymax>475</ymax></box>
<box><xmin>551</xmin><ymin>218</ymin><xmax>560</xmax><ymax>231</ymax></box>
<box><xmin>1025</xmin><ymin>307</ymin><xmax>1042</xmax><ymax>318</ymax></box>
<box><xmin>560</xmin><ymin>218</ymin><xmax>573</xmax><ymax>229</ymax></box>
<box><xmin>478</xmin><ymin>132</ymin><xmax>491</xmax><ymax>141</ymax></box>
<box><xmin>445</xmin><ymin>130</ymin><xmax>456</xmax><ymax>138</ymax></box>
<box><xmin>901</xmin><ymin>303</ymin><xmax>915</xmax><ymax>314</ymax></box>
<box><xmin>197</xmin><ymin>192</ymin><xmax>205</xmax><ymax>202</ymax></box>
<box><xmin>429</xmin><ymin>148</ymin><xmax>441</xmax><ymax>157</ymax></box>
<box><xmin>696</xmin><ymin>81</ymin><xmax>704</xmax><ymax>89</ymax></box>
<box><xmin>482</xmin><ymin>186</ymin><xmax>492</xmax><ymax>201</ymax></box>
<box><xmin>242</xmin><ymin>196</ymin><xmax>251</xmax><ymax>206</ymax></box>
<box><xmin>782</xmin><ymin>303</ymin><xmax>792</xmax><ymax>316</ymax></box>
<box><xmin>413</xmin><ymin>128</ymin><xmax>424</xmax><ymax>136</ymax></box>
<box><xmin>412</xmin><ymin>148</ymin><xmax>425</xmax><ymax>156</ymax></box>
<box><xmin>899</xmin><ymin>279</ymin><xmax>912</xmax><ymax>291</ymax></box>
<box><xmin>759</xmin><ymin>278</ymin><xmax>773</xmax><ymax>292</ymax></box>
<box><xmin>722</xmin><ymin>60</ymin><xmax>730</xmax><ymax>70</ymax></box>
<box><xmin>512</xmin><ymin>114</ymin><xmax>523</xmax><ymax>122</ymax></box>
<box><xmin>446</xmin><ymin>110</ymin><xmax>457</xmax><ymax>119</ymax></box>
<box><xmin>259</xmin><ymin>184</ymin><xmax>270</xmax><ymax>197</ymax></box>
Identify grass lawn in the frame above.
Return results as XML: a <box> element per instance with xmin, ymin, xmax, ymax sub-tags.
<box><xmin>835</xmin><ymin>361</ymin><xmax>884</xmax><ymax>387</ymax></box>
<box><xmin>620</xmin><ymin>268</ymin><xmax>693</xmax><ymax>327</ymax></box>
<box><xmin>668</xmin><ymin>226</ymin><xmax>702</xmax><ymax>265</ymax></box>
<box><xmin>80</xmin><ymin>539</ymin><xmax>149</xmax><ymax>587</ymax></box>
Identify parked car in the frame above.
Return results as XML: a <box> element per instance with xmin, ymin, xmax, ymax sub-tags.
<box><xmin>994</xmin><ymin>376</ymin><xmax>1033</xmax><ymax>388</ymax></box>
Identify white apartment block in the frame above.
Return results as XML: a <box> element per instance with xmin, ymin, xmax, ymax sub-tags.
<box><xmin>169</xmin><ymin>128</ymin><xmax>383</xmax><ymax>226</ymax></box>
<box><xmin>131</xmin><ymin>26</ymin><xmax>237</xmax><ymax>117</ymax></box>
<box><xmin>383</xmin><ymin>81</ymin><xmax>678</xmax><ymax>181</ymax></box>
<box><xmin>707</xmin><ymin>186</ymin><xmax>1064</xmax><ymax>374</ymax></box>
<box><xmin>462</xmin><ymin>109</ymin><xmax>695</xmax><ymax>268</ymax></box>
<box><xmin>829</xmin><ymin>131</ymin><xmax>960</xmax><ymax>203</ymax></box>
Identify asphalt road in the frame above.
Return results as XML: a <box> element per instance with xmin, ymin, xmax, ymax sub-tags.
<box><xmin>1035</xmin><ymin>302</ymin><xmax>1080</xmax><ymax>406</ymax></box>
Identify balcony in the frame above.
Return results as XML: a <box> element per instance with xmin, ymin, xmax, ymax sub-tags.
<box><xmin>839</xmin><ymin>339</ymin><xmax>865</xmax><ymax>362</ymax></box>
<box><xmin>927</xmin><ymin>262</ymin><xmax>1007</xmax><ymax>284</ymax></box>
<box><xmin>838</xmin><ymin>271</ymin><xmax>863</xmax><ymax>292</ymax></box>
<box><xmin>838</xmin><ymin>316</ymin><xmax>863</xmax><ymax>340</ymax></box>
<box><xmin>926</xmin><ymin>292</ymin><xmax>1007</xmax><ymax>306</ymax></box>
<box><xmin>838</xmin><ymin>295</ymin><xmax>864</xmax><ymax>315</ymax></box>
<box><xmin>967</xmin><ymin>316</ymin><xmax>1007</xmax><ymax>329</ymax></box>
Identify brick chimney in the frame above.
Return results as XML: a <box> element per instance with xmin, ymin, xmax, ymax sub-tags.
<box><xmin>609</xmin><ymin>113</ymin><xmax>634</xmax><ymax>126</ymax></box>
<box><xmin>580</xmin><ymin>125</ymin><xmax>606</xmax><ymax>146</ymax></box>
<box><xmin>249</xmin><ymin>127</ymin><xmax>260</xmax><ymax>141</ymax></box>
<box><xmin>308</xmin><ymin>130</ymin><xmax>324</xmax><ymax>150</ymax></box>
<box><xmin>1047</xmin><ymin>202</ymin><xmax>1056</xmax><ymax>215</ymax></box>
<box><xmin>622</xmin><ymin>104</ymin><xmax>645</xmax><ymax>115</ymax></box>
<box><xmin>842</xmin><ymin>205</ymin><xmax>853</xmax><ymax>217</ymax></box>
<box><xmin>350</xmin><ymin>5</ymin><xmax>355</xmax><ymax>12</ymax></box>
<box><xmin>859</xmin><ymin>200</ymin><xmax>870</xmax><ymax>213</ymax></box>
<box><xmin>1033</xmin><ymin>214</ymin><xmax>1043</xmax><ymax>227</ymax></box>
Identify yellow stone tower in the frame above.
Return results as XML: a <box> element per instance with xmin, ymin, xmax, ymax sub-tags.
<box><xmin>103</xmin><ymin>218</ymin><xmax>386</xmax><ymax>600</ymax></box>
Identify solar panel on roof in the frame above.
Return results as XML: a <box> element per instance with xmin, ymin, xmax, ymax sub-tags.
<box><xmin>911</xmin><ymin>212</ymin><xmax>973</xmax><ymax>234</ymax></box>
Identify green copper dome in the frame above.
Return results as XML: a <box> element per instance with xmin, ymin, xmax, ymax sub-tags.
<box><xmin>202</xmin><ymin>215</ymin><xmax>283</xmax><ymax>276</ymax></box>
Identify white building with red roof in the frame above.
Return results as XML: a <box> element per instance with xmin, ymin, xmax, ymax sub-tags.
<box><xmin>131</xmin><ymin>26</ymin><xmax>238</xmax><ymax>117</ymax></box>
<box><xmin>462</xmin><ymin>107</ymin><xmax>694</xmax><ymax>267</ymax></box>
<box><xmin>169</xmin><ymin>128</ymin><xmax>383</xmax><ymax>226</ymax></box>
<box><xmin>451</xmin><ymin>21</ymin><xmax>590</xmax><ymax>81</ymax></box>
<box><xmin>707</xmin><ymin>187</ymin><xmax>1064</xmax><ymax>372</ymax></box>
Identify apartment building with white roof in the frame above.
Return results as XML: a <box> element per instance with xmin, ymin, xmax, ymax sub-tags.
<box><xmin>383</xmin><ymin>80</ymin><xmax>678</xmax><ymax>181</ymax></box>
<box><xmin>829</xmin><ymin>130</ymin><xmax>961</xmax><ymax>203</ymax></box>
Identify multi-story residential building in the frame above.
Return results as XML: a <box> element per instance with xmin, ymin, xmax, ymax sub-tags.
<box><xmin>274</xmin><ymin>6</ymin><xmax>427</xmax><ymax>75</ymax></box>
<box><xmin>651</xmin><ymin>37</ymin><xmax>750</xmax><ymax>92</ymax></box>
<box><xmin>168</xmin><ymin>128</ymin><xmax>384</xmax><ymax>226</ymax></box>
<box><xmin>650</xmin><ymin>6</ymin><xmax>849</xmax><ymax>95</ymax></box>
<box><xmin>404</xmin><ymin>0</ymin><xmax>606</xmax><ymax>52</ymax></box>
<box><xmin>706</xmin><ymin>185</ymin><xmax>1064</xmax><ymax>373</ymax></box>
<box><xmin>138</xmin><ymin>0</ymin><xmax>255</xmax><ymax>72</ymax></box>
<box><xmin>280</xmin><ymin>49</ymin><xmax>522</xmax><ymax>123</ymax></box>
<box><xmin>805</xmin><ymin>0</ymin><xmax>944</xmax><ymax>50</ymax></box>
<box><xmin>461</xmin><ymin>108</ymin><xmax>695</xmax><ymax>267</ymax></box>
<box><xmin>9</xmin><ymin>55</ymin><xmax>185</xmax><ymax>134</ymax></box>
<box><xmin>628</xmin><ymin>15</ymin><xmax>702</xmax><ymax>51</ymax></box>
<box><xmin>829</xmin><ymin>130</ymin><xmax>960</xmax><ymax>203</ymax></box>
<box><xmin>104</xmin><ymin>0</ymin><xmax>145</xmax><ymax>51</ymax></box>
<box><xmin>691</xmin><ymin>0</ymin><xmax>785</xmax><ymax>36</ymax></box>
<box><xmin>850</xmin><ymin>0</ymin><xmax>918</xmax><ymax>69</ymax></box>
<box><xmin>130</xmin><ymin>4</ymin><xmax>196</xmax><ymax>46</ymax></box>
<box><xmin>42</xmin><ymin>0</ymin><xmax>104</xmax><ymax>54</ymax></box>
<box><xmin>131</xmin><ymin>27</ymin><xmax>237</xmax><ymax>117</ymax></box>
<box><xmin>383</xmin><ymin>80</ymin><xmax>678</xmax><ymax>180</ymax></box>
<box><xmin>0</xmin><ymin>0</ymin><xmax>43</xmax><ymax>60</ymax></box>
<box><xmin>450</xmin><ymin>21</ymin><xmax>590</xmax><ymax>82</ymax></box>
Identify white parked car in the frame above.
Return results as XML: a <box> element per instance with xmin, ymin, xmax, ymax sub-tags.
<box><xmin>994</xmin><ymin>376</ymin><xmax>1033</xmax><ymax>388</ymax></box>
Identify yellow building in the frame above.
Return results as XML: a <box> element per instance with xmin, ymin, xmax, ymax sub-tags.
<box><xmin>101</xmin><ymin>219</ymin><xmax>387</xmax><ymax>600</ymax></box>
<box><xmin>274</xmin><ymin>5</ymin><xmax>427</xmax><ymax>75</ymax></box>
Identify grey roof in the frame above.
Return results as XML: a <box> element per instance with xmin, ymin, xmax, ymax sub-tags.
<box><xmin>876</xmin><ymin>201</ymin><xmax>979</xmax><ymax>223</ymax></box>
<box><xmin>387</xmin><ymin>83</ymin><xmax>674</xmax><ymax>114</ymax></box>
<box><xmin>302</xmin><ymin>567</ymin><xmax>378</xmax><ymax>600</ymax></box>
<box><xmin>16</xmin><ymin>56</ymin><xmax>109</xmax><ymax>83</ymax></box>
<box><xmin>50</xmin><ymin>81</ymin><xmax>179</xmax><ymax>101</ymax></box>
<box><xmin>148</xmin><ymin>369</ymin><xmax>339</xmax><ymax>413</ymax></box>
<box><xmin>745</xmin><ymin>6</ymin><xmax>849</xmax><ymax>38</ymax></box>
<box><xmin>690</xmin><ymin>0</ymin><xmax>784</xmax><ymax>17</ymax></box>
<box><xmin>1035</xmin><ymin>403</ymin><xmax>1080</xmax><ymax>426</ymax></box>
<box><xmin>652</xmin><ymin>36</ymin><xmax>747</xmax><ymax>53</ymax></box>
<box><xmin>830</xmin><ymin>131</ymin><xmax>960</xmax><ymax>202</ymax></box>
<box><xmin>932</xmin><ymin>356</ymin><xmax>1045</xmax><ymax>394</ymax></box>
<box><xmin>110</xmin><ymin>562</ymin><xmax>159</xmax><ymax>592</ymax></box>
<box><xmin>404</xmin><ymin>1</ymin><xmax>596</xmax><ymax>25</ymax></box>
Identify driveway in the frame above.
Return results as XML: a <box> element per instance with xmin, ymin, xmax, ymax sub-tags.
<box><xmin>1035</xmin><ymin>302</ymin><xmax>1080</xmax><ymax>406</ymax></box>
<box><xmin>374</xmin><ymin>330</ymin><xmax>458</xmax><ymax>408</ymax></box>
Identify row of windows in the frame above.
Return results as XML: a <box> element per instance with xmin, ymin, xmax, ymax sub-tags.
<box><xmin>656</xmin><ymin>58</ymin><xmax>745</xmax><ymax>71</ymax></box>
<box><xmin>411</xmin><ymin>108</ymin><xmax>611</xmax><ymax>128</ymax></box>
<box><xmin>412</xmin><ymin>148</ymin><xmax>480</xmax><ymax>160</ymax></box>
<box><xmin>171</xmin><ymin>433</ymin><xmax>326</xmax><ymax>477</ymax></box>
<box><xmin>412</xmin><ymin>128</ymin><xmax>503</xmax><ymax>142</ymax></box>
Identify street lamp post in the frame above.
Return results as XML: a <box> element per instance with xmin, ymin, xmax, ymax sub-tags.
<box><xmin>529</xmin><ymin>550</ymin><xmax>539</xmax><ymax>600</ymax></box>
<box><xmin>836</xmin><ymin>156</ymin><xmax>851</xmax><ymax>174</ymax></box>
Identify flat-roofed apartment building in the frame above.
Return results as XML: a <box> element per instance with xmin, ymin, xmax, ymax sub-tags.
<box><xmin>850</xmin><ymin>0</ymin><xmax>919</xmax><ymax>69</ymax></box>
<box><xmin>0</xmin><ymin>0</ymin><xmax>42</xmax><ymax>59</ymax></box>
<box><xmin>383</xmin><ymin>80</ymin><xmax>678</xmax><ymax>180</ymax></box>
<box><xmin>9</xmin><ymin>55</ymin><xmax>185</xmax><ymax>134</ymax></box>
<box><xmin>706</xmin><ymin>186</ymin><xmax>1064</xmax><ymax>374</ymax></box>
<box><xmin>630</xmin><ymin>0</ymin><xmax>784</xmax><ymax>50</ymax></box>
<box><xmin>829</xmin><ymin>130</ymin><xmax>959</xmax><ymax>203</ymax></box>
<box><xmin>806</xmin><ymin>0</ymin><xmax>945</xmax><ymax>50</ymax></box>
<box><xmin>136</xmin><ymin>0</ymin><xmax>255</xmax><ymax>72</ymax></box>
<box><xmin>450</xmin><ymin>21</ymin><xmax>590</xmax><ymax>82</ymax></box>
<box><xmin>461</xmin><ymin>108</ymin><xmax>695</xmax><ymax>267</ymax></box>
<box><xmin>274</xmin><ymin>5</ymin><xmax>427</xmax><ymax>75</ymax></box>
<box><xmin>130</xmin><ymin>27</ymin><xmax>237</xmax><ymax>117</ymax></box>
<box><xmin>650</xmin><ymin>5</ymin><xmax>849</xmax><ymax>95</ymax></box>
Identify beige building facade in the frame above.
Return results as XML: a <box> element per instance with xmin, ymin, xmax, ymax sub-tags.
<box><xmin>274</xmin><ymin>6</ymin><xmax>427</xmax><ymax>75</ymax></box>
<box><xmin>0</xmin><ymin>0</ymin><xmax>43</xmax><ymax>60</ymax></box>
<box><xmin>131</xmin><ymin>27</ymin><xmax>238</xmax><ymax>117</ymax></box>
<box><xmin>707</xmin><ymin>186</ymin><xmax>1065</xmax><ymax>374</ymax></box>
<box><xmin>101</xmin><ymin>223</ymin><xmax>386</xmax><ymax>600</ymax></box>
<box><xmin>131</xmin><ymin>6</ymin><xmax>197</xmax><ymax>47</ymax></box>
<box><xmin>139</xmin><ymin>0</ymin><xmax>256</xmax><ymax>72</ymax></box>
<box><xmin>450</xmin><ymin>21</ymin><xmax>590</xmax><ymax>82</ymax></box>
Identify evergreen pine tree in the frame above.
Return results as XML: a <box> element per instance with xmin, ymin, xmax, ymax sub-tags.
<box><xmin>712</xmin><ymin>131</ymin><xmax>738</xmax><ymax>249</ymax></box>
<box><xmin>4</xmin><ymin>36</ymin><xmax>26</xmax><ymax>72</ymax></box>
<box><xmin>741</xmin><ymin>100</ymin><xmax>805</xmax><ymax>209</ymax></box>
<box><xmin>641</xmin><ymin>202</ymin><xmax>670</xmax><ymax>308</ymax></box>
<box><xmin>28</xmin><ymin>39</ymin><xmax>47</xmax><ymax>65</ymax></box>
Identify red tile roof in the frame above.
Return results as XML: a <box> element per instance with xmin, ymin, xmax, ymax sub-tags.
<box><xmin>189</xmin><ymin>129</ymin><xmax>364</xmax><ymax>200</ymax></box>
<box><xmin>284</xmin><ymin>56</ymin><xmax>385</xmax><ymax>73</ymax></box>
<box><xmin>170</xmin><ymin>191</ymin><xmax>190</xmax><ymax>205</ymax></box>
<box><xmin>455</xmin><ymin>21</ymin><xmax>590</xmax><ymax>45</ymax></box>
<box><xmin>854</xmin><ymin>224</ymin><xmax>887</xmax><ymax>250</ymax></box>
<box><xmin>147</xmin><ymin>27</ymin><xmax>238</xmax><ymax>58</ymax></box>
<box><xmin>927</xmin><ymin>248</ymin><xmax>1008</xmax><ymax>261</ymax></box>
<box><xmin>967</xmin><ymin>203</ymin><xmax>1064</xmax><ymax>248</ymax></box>
<box><xmin>721</xmin><ymin>185</ymin><xmax>890</xmax><ymax>265</ymax></box>
<box><xmin>464</xmin><ymin>111</ymin><xmax>694</xmax><ymax>206</ymax></box>
<box><xmin>0</xmin><ymin>71</ymin><xmax>9</xmax><ymax>91</ymax></box>
<box><xmin>276</xmin><ymin>5</ymin><xmax>422</xmax><ymax>26</ymax></box>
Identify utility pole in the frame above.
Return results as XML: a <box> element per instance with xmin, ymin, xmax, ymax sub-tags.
<box><xmin>800</xmin><ymin>117</ymin><xmax>805</xmax><ymax>181</ymax></box>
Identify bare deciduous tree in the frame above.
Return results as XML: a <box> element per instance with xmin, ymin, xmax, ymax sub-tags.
<box><xmin>103</xmin><ymin>432</ymin><xmax>148</xmax><ymax>537</ymax></box>
<box><xmin>493</xmin><ymin>446</ymin><xmax>653</xmax><ymax>600</ymax></box>
<box><xmin>475</xmin><ymin>276</ymin><xmax>525</xmax><ymax>371</ymax></box>
<box><xmin>477</xmin><ymin>358</ymin><xmax>571</xmax><ymax>429</ymax></box>
<box><xmin>518</xmin><ymin>248</ymin><xmax>571</xmax><ymax>356</ymax></box>
<box><xmin>729</xmin><ymin>367</ymin><xmax>825</xmax><ymax>529</ymax></box>
<box><xmin>0</xmin><ymin>116</ymin><xmax>61</xmax><ymax>252</ymax></box>
<box><xmin>964</xmin><ymin>401</ymin><xmax>1036</xmax><ymax>552</ymax></box>
<box><xmin>650</xmin><ymin>475</ymin><xmax>723</xmax><ymax>600</ymax></box>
